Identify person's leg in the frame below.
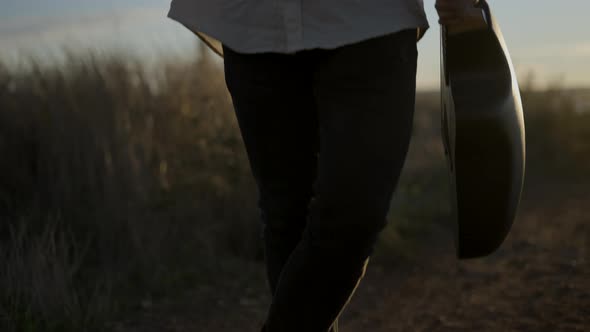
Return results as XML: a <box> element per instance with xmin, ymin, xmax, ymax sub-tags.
<box><xmin>263</xmin><ymin>29</ymin><xmax>419</xmax><ymax>332</ymax></box>
<box><xmin>221</xmin><ymin>43</ymin><xmax>322</xmax><ymax>311</ymax></box>
<box><xmin>222</xmin><ymin>45</ymin><xmax>341</xmax><ymax>332</ymax></box>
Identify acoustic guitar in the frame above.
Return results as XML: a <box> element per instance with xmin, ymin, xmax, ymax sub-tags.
<box><xmin>440</xmin><ymin>0</ymin><xmax>526</xmax><ymax>259</ymax></box>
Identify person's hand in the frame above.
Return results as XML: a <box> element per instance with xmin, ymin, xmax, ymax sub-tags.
<box><xmin>435</xmin><ymin>0</ymin><xmax>488</xmax><ymax>33</ymax></box>
<box><xmin>435</xmin><ymin>0</ymin><xmax>484</xmax><ymax>25</ymax></box>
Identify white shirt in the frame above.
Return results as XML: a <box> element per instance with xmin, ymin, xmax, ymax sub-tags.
<box><xmin>168</xmin><ymin>0</ymin><xmax>429</xmax><ymax>55</ymax></box>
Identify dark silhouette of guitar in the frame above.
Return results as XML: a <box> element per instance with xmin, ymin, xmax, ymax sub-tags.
<box><xmin>440</xmin><ymin>0</ymin><xmax>526</xmax><ymax>259</ymax></box>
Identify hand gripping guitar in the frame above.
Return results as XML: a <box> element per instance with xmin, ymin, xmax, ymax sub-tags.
<box><xmin>440</xmin><ymin>0</ymin><xmax>526</xmax><ymax>259</ymax></box>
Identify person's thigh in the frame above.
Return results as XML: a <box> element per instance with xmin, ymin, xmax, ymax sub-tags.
<box><xmin>308</xmin><ymin>30</ymin><xmax>419</xmax><ymax>255</ymax></box>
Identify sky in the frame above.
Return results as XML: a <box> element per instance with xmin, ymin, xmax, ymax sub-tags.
<box><xmin>1</xmin><ymin>0</ymin><xmax>589</xmax><ymax>90</ymax></box>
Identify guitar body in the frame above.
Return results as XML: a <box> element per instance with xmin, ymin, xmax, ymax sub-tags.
<box><xmin>195</xmin><ymin>31</ymin><xmax>224</xmax><ymax>58</ymax></box>
<box><xmin>440</xmin><ymin>1</ymin><xmax>526</xmax><ymax>259</ymax></box>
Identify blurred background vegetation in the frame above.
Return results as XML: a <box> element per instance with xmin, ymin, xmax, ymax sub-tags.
<box><xmin>0</xmin><ymin>45</ymin><xmax>588</xmax><ymax>331</ymax></box>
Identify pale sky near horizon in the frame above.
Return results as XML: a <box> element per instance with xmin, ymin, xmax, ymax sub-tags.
<box><xmin>1</xmin><ymin>0</ymin><xmax>589</xmax><ymax>90</ymax></box>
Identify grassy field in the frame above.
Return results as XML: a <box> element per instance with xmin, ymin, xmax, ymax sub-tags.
<box><xmin>0</xmin><ymin>49</ymin><xmax>588</xmax><ymax>331</ymax></box>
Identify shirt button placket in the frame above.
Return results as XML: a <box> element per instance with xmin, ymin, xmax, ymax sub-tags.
<box><xmin>282</xmin><ymin>0</ymin><xmax>303</xmax><ymax>52</ymax></box>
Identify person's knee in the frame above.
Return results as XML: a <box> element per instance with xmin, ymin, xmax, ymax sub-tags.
<box><xmin>258</xmin><ymin>184</ymin><xmax>312</xmax><ymax>235</ymax></box>
<box><xmin>306</xmin><ymin>200</ymin><xmax>389</xmax><ymax>259</ymax></box>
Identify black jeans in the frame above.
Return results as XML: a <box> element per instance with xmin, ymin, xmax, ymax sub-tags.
<box><xmin>222</xmin><ymin>29</ymin><xmax>418</xmax><ymax>332</ymax></box>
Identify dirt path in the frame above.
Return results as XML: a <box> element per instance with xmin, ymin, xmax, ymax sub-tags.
<box><xmin>114</xmin><ymin>183</ymin><xmax>589</xmax><ymax>332</ymax></box>
<box><xmin>342</xmin><ymin>190</ymin><xmax>589</xmax><ymax>332</ymax></box>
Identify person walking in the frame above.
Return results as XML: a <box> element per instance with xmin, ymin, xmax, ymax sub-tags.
<box><xmin>168</xmin><ymin>1</ymin><xmax>482</xmax><ymax>331</ymax></box>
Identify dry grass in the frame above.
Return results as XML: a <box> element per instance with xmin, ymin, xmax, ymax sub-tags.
<box><xmin>0</xmin><ymin>47</ymin><xmax>588</xmax><ymax>331</ymax></box>
<box><xmin>0</xmin><ymin>48</ymin><xmax>257</xmax><ymax>331</ymax></box>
